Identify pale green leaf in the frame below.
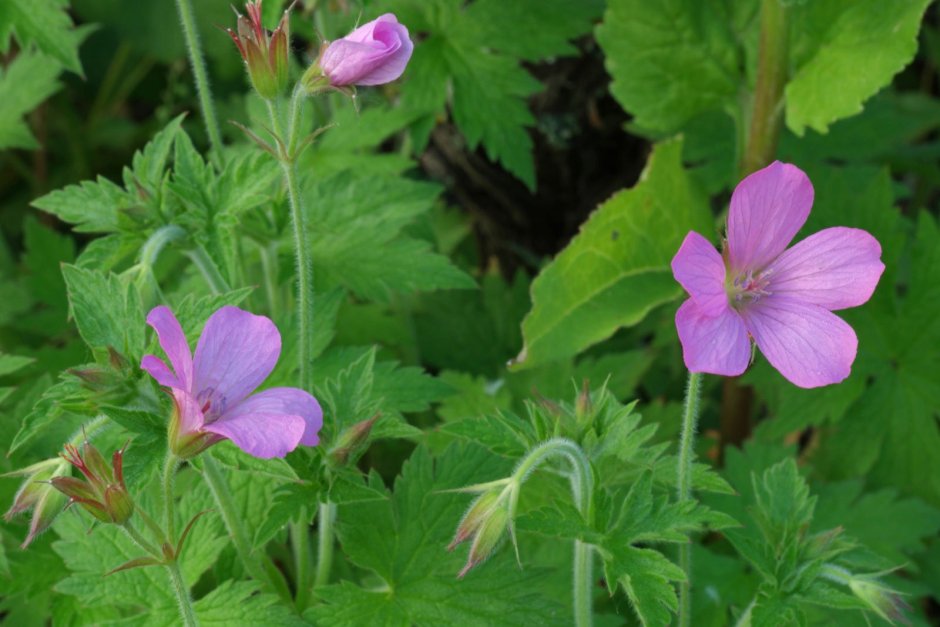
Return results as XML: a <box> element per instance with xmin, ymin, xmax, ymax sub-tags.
<box><xmin>514</xmin><ymin>138</ymin><xmax>712</xmax><ymax>368</ymax></box>
<box><xmin>0</xmin><ymin>52</ymin><xmax>60</xmax><ymax>150</ymax></box>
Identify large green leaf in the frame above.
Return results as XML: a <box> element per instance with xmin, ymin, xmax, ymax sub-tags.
<box><xmin>786</xmin><ymin>0</ymin><xmax>933</xmax><ymax>134</ymax></box>
<box><xmin>513</xmin><ymin>138</ymin><xmax>713</xmax><ymax>369</ymax></box>
<box><xmin>0</xmin><ymin>0</ymin><xmax>86</xmax><ymax>75</ymax></box>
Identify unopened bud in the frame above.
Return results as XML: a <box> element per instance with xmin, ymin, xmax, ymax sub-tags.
<box><xmin>3</xmin><ymin>458</ymin><xmax>70</xmax><ymax>547</ymax></box>
<box><xmin>575</xmin><ymin>379</ymin><xmax>592</xmax><ymax>423</ymax></box>
<box><xmin>849</xmin><ymin>578</ymin><xmax>910</xmax><ymax>625</ymax></box>
<box><xmin>457</xmin><ymin>503</ymin><xmax>509</xmax><ymax>579</ymax></box>
<box><xmin>330</xmin><ymin>414</ymin><xmax>379</xmax><ymax>466</ymax></box>
<box><xmin>448</xmin><ymin>490</ymin><xmax>501</xmax><ymax>551</ymax></box>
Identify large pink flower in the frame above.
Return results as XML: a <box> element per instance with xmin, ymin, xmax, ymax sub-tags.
<box><xmin>319</xmin><ymin>14</ymin><xmax>413</xmax><ymax>86</ymax></box>
<box><xmin>671</xmin><ymin>161</ymin><xmax>885</xmax><ymax>388</ymax></box>
<box><xmin>141</xmin><ymin>306</ymin><xmax>322</xmax><ymax>459</ymax></box>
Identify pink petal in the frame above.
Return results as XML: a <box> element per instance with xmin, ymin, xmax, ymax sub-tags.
<box><xmin>203</xmin><ymin>412</ymin><xmax>306</xmax><ymax>459</ymax></box>
<box><xmin>192</xmin><ymin>306</ymin><xmax>281</xmax><ymax>414</ymax></box>
<box><xmin>671</xmin><ymin>231</ymin><xmax>728</xmax><ymax>317</ymax></box>
<box><xmin>727</xmin><ymin>161</ymin><xmax>814</xmax><ymax>273</ymax></box>
<box><xmin>229</xmin><ymin>388</ymin><xmax>323</xmax><ymax>446</ymax></box>
<box><xmin>321</xmin><ymin>14</ymin><xmax>413</xmax><ymax>86</ymax></box>
<box><xmin>145</xmin><ymin>306</ymin><xmax>193</xmax><ymax>390</ymax></box>
<box><xmin>766</xmin><ymin>227</ymin><xmax>885</xmax><ymax>311</ymax></box>
<box><xmin>741</xmin><ymin>297</ymin><xmax>858</xmax><ymax>388</ymax></box>
<box><xmin>675</xmin><ymin>298</ymin><xmax>751</xmax><ymax>376</ymax></box>
<box><xmin>141</xmin><ymin>355</ymin><xmax>181</xmax><ymax>389</ymax></box>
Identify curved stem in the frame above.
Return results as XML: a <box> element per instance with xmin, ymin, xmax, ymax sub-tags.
<box><xmin>174</xmin><ymin>0</ymin><xmax>223</xmax><ymax>167</ymax></box>
<box><xmin>314</xmin><ymin>502</ymin><xmax>336</xmax><ymax>588</ymax></box>
<box><xmin>186</xmin><ymin>246</ymin><xmax>231</xmax><ymax>295</ymax></box>
<box><xmin>166</xmin><ymin>559</ymin><xmax>200</xmax><ymax>627</ymax></box>
<box><xmin>140</xmin><ymin>224</ymin><xmax>186</xmax><ymax>268</ymax></box>
<box><xmin>163</xmin><ymin>453</ymin><xmax>181</xmax><ymax>542</ymax></box>
<box><xmin>677</xmin><ymin>371</ymin><xmax>703</xmax><ymax>627</ymax></box>
<box><xmin>512</xmin><ymin>438</ymin><xmax>594</xmax><ymax>627</ymax></box>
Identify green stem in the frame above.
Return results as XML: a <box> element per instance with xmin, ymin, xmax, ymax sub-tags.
<box><xmin>166</xmin><ymin>559</ymin><xmax>200</xmax><ymax>627</ymax></box>
<box><xmin>163</xmin><ymin>453</ymin><xmax>180</xmax><ymax>542</ymax></box>
<box><xmin>511</xmin><ymin>439</ymin><xmax>594</xmax><ymax>627</ymax></box>
<box><xmin>174</xmin><ymin>0</ymin><xmax>223</xmax><ymax>167</ymax></box>
<box><xmin>187</xmin><ymin>246</ymin><xmax>231</xmax><ymax>295</ymax></box>
<box><xmin>740</xmin><ymin>0</ymin><xmax>790</xmax><ymax>177</ymax></box>
<box><xmin>201</xmin><ymin>454</ymin><xmax>293</xmax><ymax>603</ymax></box>
<box><xmin>140</xmin><ymin>224</ymin><xmax>186</xmax><ymax>268</ymax></box>
<box><xmin>314</xmin><ymin>502</ymin><xmax>336</xmax><ymax>588</ymax></box>
<box><xmin>258</xmin><ymin>242</ymin><xmax>281</xmax><ymax>319</ymax></box>
<box><xmin>292</xmin><ymin>515</ymin><xmax>313</xmax><ymax>610</ymax></box>
<box><xmin>677</xmin><ymin>371</ymin><xmax>703</xmax><ymax>627</ymax></box>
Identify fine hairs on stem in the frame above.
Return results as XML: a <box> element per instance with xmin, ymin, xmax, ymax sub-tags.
<box><xmin>676</xmin><ymin>371</ymin><xmax>703</xmax><ymax>627</ymax></box>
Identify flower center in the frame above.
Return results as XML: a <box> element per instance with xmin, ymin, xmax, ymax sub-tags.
<box><xmin>728</xmin><ymin>269</ymin><xmax>772</xmax><ymax>309</ymax></box>
<box><xmin>196</xmin><ymin>387</ymin><xmax>227</xmax><ymax>424</ymax></box>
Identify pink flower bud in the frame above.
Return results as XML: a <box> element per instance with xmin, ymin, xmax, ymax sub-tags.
<box><xmin>303</xmin><ymin>14</ymin><xmax>413</xmax><ymax>93</ymax></box>
<box><xmin>329</xmin><ymin>413</ymin><xmax>379</xmax><ymax>466</ymax></box>
<box><xmin>3</xmin><ymin>458</ymin><xmax>70</xmax><ymax>547</ymax></box>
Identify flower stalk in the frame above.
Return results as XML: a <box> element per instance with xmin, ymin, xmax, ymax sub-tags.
<box><xmin>676</xmin><ymin>371</ymin><xmax>703</xmax><ymax>627</ymax></box>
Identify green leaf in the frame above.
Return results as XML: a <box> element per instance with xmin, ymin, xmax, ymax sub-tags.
<box><xmin>0</xmin><ymin>51</ymin><xmax>61</xmax><ymax>150</ymax></box>
<box><xmin>191</xmin><ymin>580</ymin><xmax>307</xmax><ymax>626</ymax></box>
<box><xmin>596</xmin><ymin>0</ymin><xmax>741</xmax><ymax>133</ymax></box>
<box><xmin>61</xmin><ymin>265</ymin><xmax>145</xmax><ymax>358</ymax></box>
<box><xmin>0</xmin><ymin>0</ymin><xmax>86</xmax><ymax>75</ymax></box>
<box><xmin>310</xmin><ymin>445</ymin><xmax>563</xmax><ymax>625</ymax></box>
<box><xmin>786</xmin><ymin>0</ymin><xmax>933</xmax><ymax>134</ymax></box>
<box><xmin>603</xmin><ymin>546</ymin><xmax>686</xmax><ymax>627</ymax></box>
<box><xmin>514</xmin><ymin>138</ymin><xmax>712</xmax><ymax>368</ymax></box>
<box><xmin>9</xmin><ymin>375</ymin><xmax>87</xmax><ymax>455</ymax></box>
<box><xmin>32</xmin><ymin>176</ymin><xmax>128</xmax><ymax>233</ymax></box>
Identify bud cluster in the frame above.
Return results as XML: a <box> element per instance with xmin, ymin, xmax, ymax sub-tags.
<box><xmin>51</xmin><ymin>441</ymin><xmax>134</xmax><ymax>525</ymax></box>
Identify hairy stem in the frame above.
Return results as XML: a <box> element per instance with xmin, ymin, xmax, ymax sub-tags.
<box><xmin>314</xmin><ymin>502</ymin><xmax>337</xmax><ymax>588</ymax></box>
<box><xmin>723</xmin><ymin>0</ymin><xmax>790</xmax><ymax>448</ymax></box>
<box><xmin>201</xmin><ymin>453</ymin><xmax>293</xmax><ymax>603</ymax></box>
<box><xmin>677</xmin><ymin>371</ymin><xmax>703</xmax><ymax>627</ymax></box>
<box><xmin>174</xmin><ymin>0</ymin><xmax>223</xmax><ymax>167</ymax></box>
<box><xmin>512</xmin><ymin>439</ymin><xmax>594</xmax><ymax>627</ymax></box>
<box><xmin>166</xmin><ymin>559</ymin><xmax>200</xmax><ymax>627</ymax></box>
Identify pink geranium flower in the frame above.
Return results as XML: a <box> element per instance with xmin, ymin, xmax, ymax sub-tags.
<box><xmin>319</xmin><ymin>14</ymin><xmax>413</xmax><ymax>86</ymax></box>
<box><xmin>141</xmin><ymin>306</ymin><xmax>322</xmax><ymax>459</ymax></box>
<box><xmin>671</xmin><ymin>161</ymin><xmax>885</xmax><ymax>388</ymax></box>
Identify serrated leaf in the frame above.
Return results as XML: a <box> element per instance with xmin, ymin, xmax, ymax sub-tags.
<box><xmin>602</xmin><ymin>546</ymin><xmax>685</xmax><ymax>627</ymax></box>
<box><xmin>786</xmin><ymin>0</ymin><xmax>933</xmax><ymax>134</ymax></box>
<box><xmin>311</xmin><ymin>445</ymin><xmax>563</xmax><ymax>625</ymax></box>
<box><xmin>61</xmin><ymin>265</ymin><xmax>145</xmax><ymax>358</ymax></box>
<box><xmin>514</xmin><ymin>138</ymin><xmax>712</xmax><ymax>368</ymax></box>
<box><xmin>32</xmin><ymin>176</ymin><xmax>128</xmax><ymax>233</ymax></box>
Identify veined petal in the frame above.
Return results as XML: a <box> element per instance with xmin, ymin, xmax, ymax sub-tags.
<box><xmin>675</xmin><ymin>299</ymin><xmax>750</xmax><ymax>376</ymax></box>
<box><xmin>671</xmin><ymin>231</ymin><xmax>727</xmax><ymax>317</ymax></box>
<box><xmin>203</xmin><ymin>412</ymin><xmax>306</xmax><ymax>459</ymax></box>
<box><xmin>742</xmin><ymin>297</ymin><xmax>857</xmax><ymax>388</ymax></box>
<box><xmin>172</xmin><ymin>389</ymin><xmax>206</xmax><ymax>435</ymax></box>
<box><xmin>321</xmin><ymin>14</ymin><xmax>412</xmax><ymax>86</ymax></box>
<box><xmin>342</xmin><ymin>13</ymin><xmax>402</xmax><ymax>44</ymax></box>
<box><xmin>145</xmin><ymin>306</ymin><xmax>193</xmax><ymax>390</ymax></box>
<box><xmin>727</xmin><ymin>161</ymin><xmax>813</xmax><ymax>273</ymax></box>
<box><xmin>193</xmin><ymin>306</ymin><xmax>281</xmax><ymax>414</ymax></box>
<box><xmin>766</xmin><ymin>227</ymin><xmax>885</xmax><ymax>310</ymax></box>
<box><xmin>141</xmin><ymin>355</ymin><xmax>181</xmax><ymax>389</ymax></box>
<box><xmin>229</xmin><ymin>388</ymin><xmax>323</xmax><ymax>446</ymax></box>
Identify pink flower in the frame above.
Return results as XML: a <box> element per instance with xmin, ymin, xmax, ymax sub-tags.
<box><xmin>141</xmin><ymin>306</ymin><xmax>322</xmax><ymax>459</ymax></box>
<box><xmin>671</xmin><ymin>162</ymin><xmax>885</xmax><ymax>388</ymax></box>
<box><xmin>319</xmin><ymin>14</ymin><xmax>413</xmax><ymax>86</ymax></box>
